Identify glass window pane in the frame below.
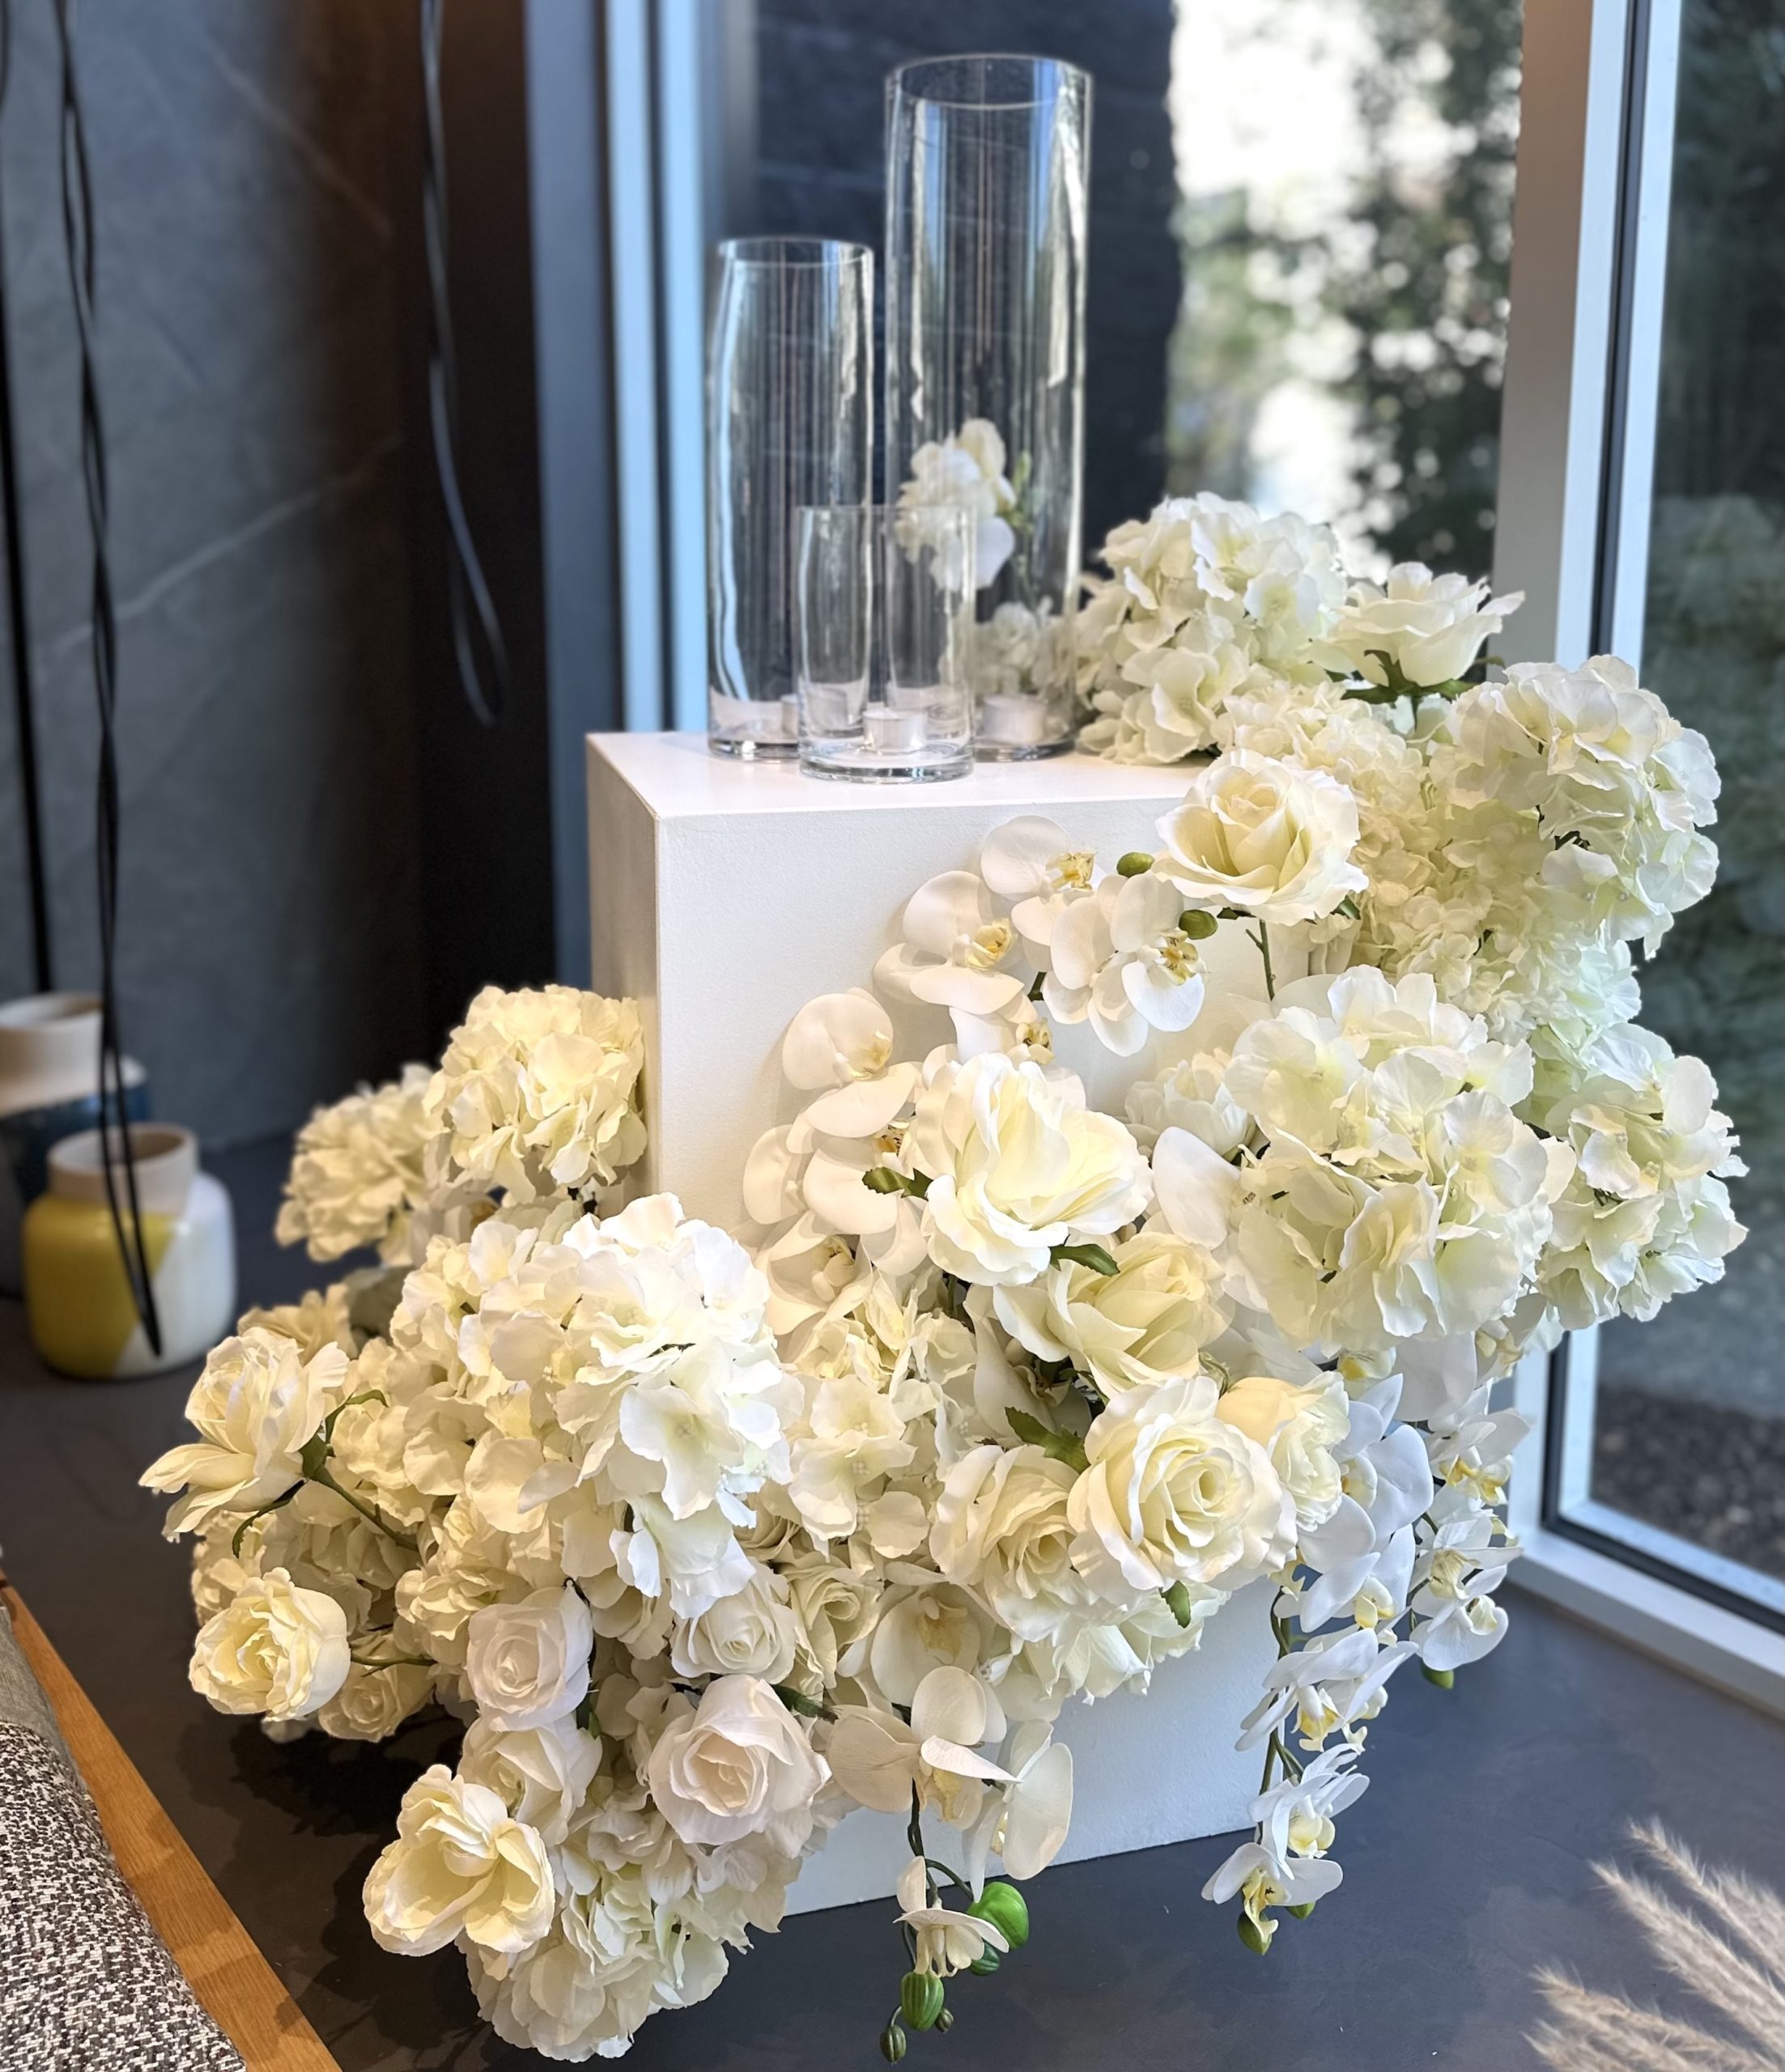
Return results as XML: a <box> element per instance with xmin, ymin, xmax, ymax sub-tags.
<box><xmin>1587</xmin><ymin>0</ymin><xmax>1785</xmax><ymax>1586</ymax></box>
<box><xmin>1168</xmin><ymin>0</ymin><xmax>1522</xmax><ymax>576</ymax></box>
<box><xmin>751</xmin><ymin>1</ymin><xmax>1521</xmax><ymax>574</ymax></box>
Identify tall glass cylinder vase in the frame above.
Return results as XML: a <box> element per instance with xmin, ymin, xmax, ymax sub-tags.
<box><xmin>885</xmin><ymin>55</ymin><xmax>1090</xmax><ymax>758</ymax></box>
<box><xmin>708</xmin><ymin>239</ymin><xmax>873</xmax><ymax>756</ymax></box>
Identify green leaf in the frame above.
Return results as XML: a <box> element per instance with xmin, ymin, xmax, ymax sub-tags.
<box><xmin>1050</xmin><ymin>1242</ymin><xmax>1118</xmax><ymax>1276</ymax></box>
<box><xmin>1005</xmin><ymin>1409</ymin><xmax>1089</xmax><ymax>1474</ymax></box>
<box><xmin>772</xmin><ymin>1683</ymin><xmax>837</xmax><ymax>1722</ymax></box>
<box><xmin>1162</xmin><ymin>1581</ymin><xmax>1195</xmax><ymax>1629</ymax></box>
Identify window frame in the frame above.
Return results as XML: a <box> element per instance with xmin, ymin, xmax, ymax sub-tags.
<box><xmin>1495</xmin><ymin>0</ymin><xmax>1785</xmax><ymax>1713</ymax></box>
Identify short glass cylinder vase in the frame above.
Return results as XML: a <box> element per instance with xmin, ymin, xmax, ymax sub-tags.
<box><xmin>885</xmin><ymin>54</ymin><xmax>1090</xmax><ymax>760</ymax></box>
<box><xmin>796</xmin><ymin>504</ymin><xmax>975</xmax><ymax>782</ymax></box>
<box><xmin>708</xmin><ymin>238</ymin><xmax>874</xmax><ymax>758</ymax></box>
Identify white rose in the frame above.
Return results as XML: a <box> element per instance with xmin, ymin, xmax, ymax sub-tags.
<box><xmin>1069</xmin><ymin>1375</ymin><xmax>1293</xmax><ymax>1599</ymax></box>
<box><xmin>1154</xmin><ymin>749</ymin><xmax>1366</xmax><ymax>927</ymax></box>
<box><xmin>910</xmin><ymin>1054</ymin><xmax>1152</xmax><ymax>1285</ymax></box>
<box><xmin>1214</xmin><ymin>1376</ymin><xmax>1349</xmax><ymax>1531</ymax></box>
<box><xmin>929</xmin><ymin>1444</ymin><xmax>1102</xmax><ymax>1642</ymax></box>
<box><xmin>993</xmin><ymin>1229</ymin><xmax>1230</xmax><ymax>1397</ymax></box>
<box><xmin>669</xmin><ymin>1564</ymin><xmax>801</xmax><ymax>1684</ymax></box>
<box><xmin>458</xmin><ymin>1716</ymin><xmax>603</xmax><ymax>1845</ymax></box>
<box><xmin>645</xmin><ymin>1675</ymin><xmax>828</xmax><ymax>1853</ymax></box>
<box><xmin>363</xmin><ymin>1764</ymin><xmax>555</xmax><ymax>1956</ymax></box>
<box><xmin>465</xmin><ymin>1585</ymin><xmax>593</xmax><ymax>1731</ymax></box>
<box><xmin>142</xmin><ymin>1330</ymin><xmax>346</xmax><ymax>1537</ymax></box>
<box><xmin>316</xmin><ymin>1661</ymin><xmax>436</xmax><ymax>1743</ymax></box>
<box><xmin>1327</xmin><ymin>563</ymin><xmax>1520</xmax><ymax>690</ymax></box>
<box><xmin>189</xmin><ymin>1568</ymin><xmax>351</xmax><ymax>1722</ymax></box>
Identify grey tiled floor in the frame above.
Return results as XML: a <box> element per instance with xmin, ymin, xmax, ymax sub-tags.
<box><xmin>0</xmin><ymin>1137</ymin><xmax>1780</xmax><ymax>2071</ymax></box>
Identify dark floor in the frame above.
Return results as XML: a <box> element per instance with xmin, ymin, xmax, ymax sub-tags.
<box><xmin>1</xmin><ymin>1137</ymin><xmax>1782</xmax><ymax>2072</ymax></box>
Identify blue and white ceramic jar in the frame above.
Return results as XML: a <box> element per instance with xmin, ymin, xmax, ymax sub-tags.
<box><xmin>0</xmin><ymin>993</ymin><xmax>149</xmax><ymax>1297</ymax></box>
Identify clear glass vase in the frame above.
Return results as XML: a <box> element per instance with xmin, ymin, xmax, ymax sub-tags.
<box><xmin>885</xmin><ymin>55</ymin><xmax>1090</xmax><ymax>759</ymax></box>
<box><xmin>796</xmin><ymin>504</ymin><xmax>975</xmax><ymax>782</ymax></box>
<box><xmin>707</xmin><ymin>239</ymin><xmax>873</xmax><ymax>757</ymax></box>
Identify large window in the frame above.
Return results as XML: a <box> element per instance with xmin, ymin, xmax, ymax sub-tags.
<box><xmin>1499</xmin><ymin>0</ymin><xmax>1785</xmax><ymax>1696</ymax></box>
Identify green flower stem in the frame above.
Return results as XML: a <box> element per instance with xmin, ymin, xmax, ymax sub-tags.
<box><xmin>309</xmin><ymin>1459</ymin><xmax>417</xmax><ymax>1552</ymax></box>
<box><xmin>1251</xmin><ymin>922</ymin><xmax>1276</xmax><ymax>1000</ymax></box>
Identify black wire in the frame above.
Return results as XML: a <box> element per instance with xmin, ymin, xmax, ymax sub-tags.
<box><xmin>419</xmin><ymin>0</ymin><xmax>510</xmax><ymax>728</ymax></box>
<box><xmin>0</xmin><ymin>0</ymin><xmax>51</xmax><ymax>991</ymax></box>
<box><xmin>53</xmin><ymin>0</ymin><xmax>159</xmax><ymax>1357</ymax></box>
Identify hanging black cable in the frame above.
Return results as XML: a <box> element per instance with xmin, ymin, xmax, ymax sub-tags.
<box><xmin>53</xmin><ymin>0</ymin><xmax>159</xmax><ymax>1357</ymax></box>
<box><xmin>419</xmin><ymin>0</ymin><xmax>512</xmax><ymax>728</ymax></box>
<box><xmin>0</xmin><ymin>0</ymin><xmax>51</xmax><ymax>992</ymax></box>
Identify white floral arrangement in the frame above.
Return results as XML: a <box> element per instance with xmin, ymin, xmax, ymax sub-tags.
<box><xmin>144</xmin><ymin>500</ymin><xmax>1745</xmax><ymax>2063</ymax></box>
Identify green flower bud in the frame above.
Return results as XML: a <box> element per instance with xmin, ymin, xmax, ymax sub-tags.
<box><xmin>1238</xmin><ymin>1911</ymin><xmax>1273</xmax><ymax>1955</ymax></box>
<box><xmin>969</xmin><ymin>1880</ymin><xmax>1030</xmax><ymax>1949</ymax></box>
<box><xmin>1287</xmin><ymin>1901</ymin><xmax>1317</xmax><ymax>1920</ymax></box>
<box><xmin>935</xmin><ymin>2008</ymin><xmax>954</xmax><ymax>2033</ymax></box>
<box><xmin>1421</xmin><ymin>1665</ymin><xmax>1455</xmax><ymax>1689</ymax></box>
<box><xmin>1116</xmin><ymin>851</ymin><xmax>1154</xmax><ymax>877</ymax></box>
<box><xmin>880</xmin><ymin>2017</ymin><xmax>908</xmax><ymax>2062</ymax></box>
<box><xmin>900</xmin><ymin>1972</ymin><xmax>946</xmax><ymax>2032</ymax></box>
<box><xmin>968</xmin><ymin>1947</ymin><xmax>1001</xmax><ymax>1976</ymax></box>
<box><xmin>1178</xmin><ymin>907</ymin><xmax>1218</xmax><ymax>939</ymax></box>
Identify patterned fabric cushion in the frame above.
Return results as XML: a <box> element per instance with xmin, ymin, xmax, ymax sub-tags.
<box><xmin>0</xmin><ymin>1607</ymin><xmax>244</xmax><ymax>2072</ymax></box>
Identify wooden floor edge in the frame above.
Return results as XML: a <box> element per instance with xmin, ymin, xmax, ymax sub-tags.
<box><xmin>2</xmin><ymin>1581</ymin><xmax>342</xmax><ymax>2072</ymax></box>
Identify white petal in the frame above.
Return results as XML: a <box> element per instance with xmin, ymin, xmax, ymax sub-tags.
<box><xmin>920</xmin><ymin>1736</ymin><xmax>1014</xmax><ymax>1784</ymax></box>
<box><xmin>980</xmin><ymin>816</ymin><xmax>1073</xmax><ymax>898</ymax></box>
<box><xmin>906</xmin><ymin>964</ymin><xmax>1026</xmax><ymax>1014</ymax></box>
<box><xmin>1001</xmin><ymin>1742</ymin><xmax>1073</xmax><ymax>1878</ymax></box>
<box><xmin>797</xmin><ymin>1064</ymin><xmax>918</xmax><ymax>1139</ymax></box>
<box><xmin>783</xmin><ymin>989</ymin><xmax>894</xmax><ymax>1089</ymax></box>
<box><xmin>742</xmin><ymin>1126</ymin><xmax>804</xmax><ymax>1223</ymax></box>
<box><xmin>903</xmin><ymin>871</ymin><xmax>996</xmax><ymax>958</ymax></box>
<box><xmin>1151</xmin><ymin>1126</ymin><xmax>1240</xmax><ymax>1248</ymax></box>
<box><xmin>910</xmin><ymin>1665</ymin><xmax>989</xmax><ymax>1748</ymax></box>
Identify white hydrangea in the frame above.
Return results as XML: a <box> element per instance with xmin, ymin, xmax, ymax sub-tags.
<box><xmin>1079</xmin><ymin>493</ymin><xmax>1345</xmax><ymax>763</ymax></box>
<box><xmin>425</xmin><ymin>984</ymin><xmax>646</xmax><ymax>1203</ymax></box>
<box><xmin>1530</xmin><ymin>1021</ymin><xmax>1746</xmax><ymax>1328</ymax></box>
<box><xmin>276</xmin><ymin>1064</ymin><xmax>436</xmax><ymax>1262</ymax></box>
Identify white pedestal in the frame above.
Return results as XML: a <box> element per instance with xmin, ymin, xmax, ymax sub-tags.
<box><xmin>586</xmin><ymin>732</ymin><xmax>1277</xmax><ymax>1909</ymax></box>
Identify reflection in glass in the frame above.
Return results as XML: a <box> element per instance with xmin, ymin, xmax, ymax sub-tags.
<box><xmin>1167</xmin><ymin>0</ymin><xmax>1521</xmax><ymax>576</ymax></box>
<box><xmin>1590</xmin><ymin>0</ymin><xmax>1785</xmax><ymax>1582</ymax></box>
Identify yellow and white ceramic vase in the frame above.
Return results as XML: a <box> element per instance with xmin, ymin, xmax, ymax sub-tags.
<box><xmin>23</xmin><ymin>1124</ymin><xmax>235</xmax><ymax>1379</ymax></box>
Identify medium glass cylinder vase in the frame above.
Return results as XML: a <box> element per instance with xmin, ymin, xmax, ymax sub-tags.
<box><xmin>708</xmin><ymin>238</ymin><xmax>873</xmax><ymax>757</ymax></box>
<box><xmin>885</xmin><ymin>54</ymin><xmax>1090</xmax><ymax>758</ymax></box>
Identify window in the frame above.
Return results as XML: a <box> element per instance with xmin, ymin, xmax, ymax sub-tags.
<box><xmin>1498</xmin><ymin>0</ymin><xmax>1785</xmax><ymax>1703</ymax></box>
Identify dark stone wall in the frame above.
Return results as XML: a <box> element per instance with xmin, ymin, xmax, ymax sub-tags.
<box><xmin>754</xmin><ymin>0</ymin><xmax>1179</xmax><ymax>558</ymax></box>
<box><xmin>0</xmin><ymin>2</ymin><xmax>427</xmax><ymax>1149</ymax></box>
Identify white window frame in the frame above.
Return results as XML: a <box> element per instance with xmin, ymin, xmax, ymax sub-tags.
<box><xmin>1496</xmin><ymin>0</ymin><xmax>1785</xmax><ymax>1714</ymax></box>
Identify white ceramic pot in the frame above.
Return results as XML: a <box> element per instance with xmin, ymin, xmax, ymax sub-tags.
<box><xmin>0</xmin><ymin>993</ymin><xmax>149</xmax><ymax>1297</ymax></box>
<box><xmin>23</xmin><ymin>1123</ymin><xmax>234</xmax><ymax>1378</ymax></box>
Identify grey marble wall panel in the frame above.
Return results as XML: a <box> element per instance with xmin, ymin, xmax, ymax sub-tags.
<box><xmin>0</xmin><ymin>0</ymin><xmax>425</xmax><ymax>1147</ymax></box>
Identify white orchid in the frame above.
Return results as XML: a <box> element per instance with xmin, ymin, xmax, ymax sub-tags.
<box><xmin>826</xmin><ymin>1666</ymin><xmax>1010</xmax><ymax>1827</ymax></box>
<box><xmin>874</xmin><ymin>870</ymin><xmax>1027</xmax><ymax>1016</ymax></box>
<box><xmin>895</xmin><ymin>1854</ymin><xmax>1011</xmax><ymax>1976</ymax></box>
<box><xmin>1043</xmin><ymin>872</ymin><xmax>1207</xmax><ymax>1056</ymax></box>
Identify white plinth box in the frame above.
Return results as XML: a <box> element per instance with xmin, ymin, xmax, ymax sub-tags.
<box><xmin>587</xmin><ymin>732</ymin><xmax>1276</xmax><ymax>1913</ymax></box>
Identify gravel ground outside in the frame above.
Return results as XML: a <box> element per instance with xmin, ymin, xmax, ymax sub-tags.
<box><xmin>1592</xmin><ymin>1384</ymin><xmax>1785</xmax><ymax>1580</ymax></box>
